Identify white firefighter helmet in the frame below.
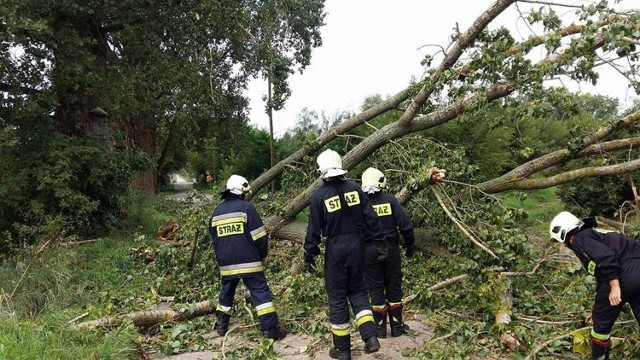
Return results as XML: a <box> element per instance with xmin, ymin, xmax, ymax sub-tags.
<box><xmin>226</xmin><ymin>174</ymin><xmax>251</xmax><ymax>195</ymax></box>
<box><xmin>317</xmin><ymin>149</ymin><xmax>347</xmax><ymax>179</ymax></box>
<box><xmin>361</xmin><ymin>167</ymin><xmax>386</xmax><ymax>189</ymax></box>
<box><xmin>549</xmin><ymin>211</ymin><xmax>583</xmax><ymax>242</ymax></box>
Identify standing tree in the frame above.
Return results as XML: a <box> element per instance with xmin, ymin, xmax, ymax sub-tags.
<box><xmin>0</xmin><ymin>0</ymin><xmax>324</xmax><ymax>241</ymax></box>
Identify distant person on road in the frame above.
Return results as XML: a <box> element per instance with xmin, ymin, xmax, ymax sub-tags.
<box><xmin>361</xmin><ymin>167</ymin><xmax>444</xmax><ymax>338</ymax></box>
<box><xmin>208</xmin><ymin>174</ymin><xmax>286</xmax><ymax>340</ymax></box>
<box><xmin>303</xmin><ymin>149</ymin><xmax>384</xmax><ymax>360</ymax></box>
<box><xmin>550</xmin><ymin>211</ymin><xmax>640</xmax><ymax>360</ymax></box>
<box><xmin>206</xmin><ymin>171</ymin><xmax>214</xmax><ymax>189</ymax></box>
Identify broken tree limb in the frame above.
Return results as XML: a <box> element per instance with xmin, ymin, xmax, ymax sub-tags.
<box><xmin>523</xmin><ymin>326</ymin><xmax>590</xmax><ymax>360</ymax></box>
<box><xmin>248</xmin><ymin>0</ymin><xmax>517</xmax><ymax>199</ymax></box>
<box><xmin>265</xmin><ymin>14</ymin><xmax>622</xmax><ymax>228</ymax></box>
<box><xmin>74</xmin><ymin>300</ymin><xmax>215</xmax><ymax>330</ymax></box>
<box><xmin>431</xmin><ymin>186</ymin><xmax>499</xmax><ymax>260</ymax></box>
<box><xmin>270</xmin><ymin>221</ymin><xmax>439</xmax><ymax>254</ymax></box>
<box><xmin>496</xmin><ymin>158</ymin><xmax>640</xmax><ymax>191</ymax></box>
<box><xmin>478</xmin><ymin>112</ymin><xmax>640</xmax><ymax>193</ymax></box>
<box><xmin>428</xmin><ymin>259</ymin><xmax>545</xmax><ymax>291</ymax></box>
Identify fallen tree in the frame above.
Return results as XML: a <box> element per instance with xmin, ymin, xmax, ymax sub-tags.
<box><xmin>258</xmin><ymin>6</ymin><xmax>640</xmax><ymax>230</ymax></box>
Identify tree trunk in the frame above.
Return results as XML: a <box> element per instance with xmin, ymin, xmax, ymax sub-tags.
<box><xmin>270</xmin><ymin>221</ymin><xmax>440</xmax><ymax>254</ymax></box>
<box><xmin>130</xmin><ymin>118</ymin><xmax>157</xmax><ymax>194</ymax></box>
<box><xmin>248</xmin><ymin>0</ymin><xmax>517</xmax><ymax>200</ymax></box>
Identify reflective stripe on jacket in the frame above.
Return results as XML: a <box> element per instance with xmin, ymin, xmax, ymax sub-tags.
<box><xmin>209</xmin><ymin>195</ymin><xmax>268</xmax><ymax>278</ymax></box>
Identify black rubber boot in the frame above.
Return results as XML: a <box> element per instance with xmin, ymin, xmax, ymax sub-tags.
<box><xmin>389</xmin><ymin>304</ymin><xmax>409</xmax><ymax>337</ymax></box>
<box><xmin>372</xmin><ymin>307</ymin><xmax>387</xmax><ymax>338</ymax></box>
<box><xmin>329</xmin><ymin>333</ymin><xmax>351</xmax><ymax>360</ymax></box>
<box><xmin>328</xmin><ymin>347</ymin><xmax>352</xmax><ymax>360</ymax></box>
<box><xmin>214</xmin><ymin>311</ymin><xmax>231</xmax><ymax>336</ymax></box>
<box><xmin>263</xmin><ymin>326</ymin><xmax>287</xmax><ymax>340</ymax></box>
<box><xmin>364</xmin><ymin>336</ymin><xmax>380</xmax><ymax>353</ymax></box>
<box><xmin>590</xmin><ymin>338</ymin><xmax>611</xmax><ymax>360</ymax></box>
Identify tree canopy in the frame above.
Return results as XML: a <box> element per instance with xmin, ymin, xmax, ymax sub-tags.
<box><xmin>0</xmin><ymin>0</ymin><xmax>325</xmax><ymax>241</ymax></box>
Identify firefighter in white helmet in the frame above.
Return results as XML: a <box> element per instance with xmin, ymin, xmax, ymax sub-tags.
<box><xmin>550</xmin><ymin>211</ymin><xmax>640</xmax><ymax>360</ymax></box>
<box><xmin>361</xmin><ymin>167</ymin><xmax>415</xmax><ymax>338</ymax></box>
<box><xmin>208</xmin><ymin>174</ymin><xmax>286</xmax><ymax>340</ymax></box>
<box><xmin>303</xmin><ymin>149</ymin><xmax>384</xmax><ymax>359</ymax></box>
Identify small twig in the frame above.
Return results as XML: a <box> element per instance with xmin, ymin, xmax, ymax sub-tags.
<box><xmin>502</xmin><ymin>258</ymin><xmax>546</xmax><ymax>276</ymax></box>
<box><xmin>429</xmin><ymin>331</ymin><xmax>455</xmax><ymax>342</ymax></box>
<box><xmin>10</xmin><ymin>239</ymin><xmax>52</xmax><ymax>300</ymax></box>
<box><xmin>524</xmin><ymin>326</ymin><xmax>589</xmax><ymax>360</ymax></box>
<box><xmin>517</xmin><ymin>0</ymin><xmax>584</xmax><ymax>10</ymax></box>
<box><xmin>68</xmin><ymin>312</ymin><xmax>89</xmax><ymax>324</ymax></box>
<box><xmin>188</xmin><ymin>229</ymin><xmax>199</xmax><ymax>270</ymax></box>
<box><xmin>402</xmin><ymin>293</ymin><xmax>418</xmax><ymax>305</ymax></box>
<box><xmin>36</xmin><ymin>239</ymin><xmax>53</xmax><ymax>255</ymax></box>
<box><xmin>430</xmin><ymin>186</ymin><xmax>499</xmax><ymax>260</ymax></box>
<box><xmin>221</xmin><ymin>322</ymin><xmax>259</xmax><ymax>359</ymax></box>
<box><xmin>243</xmin><ymin>303</ymin><xmax>255</xmax><ymax>323</ymax></box>
<box><xmin>59</xmin><ymin>239</ymin><xmax>102</xmax><ymax>247</ymax></box>
<box><xmin>514</xmin><ymin>315</ymin><xmax>576</xmax><ymax>325</ymax></box>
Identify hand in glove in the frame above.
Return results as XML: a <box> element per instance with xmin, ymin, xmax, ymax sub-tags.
<box><xmin>405</xmin><ymin>246</ymin><xmax>414</xmax><ymax>258</ymax></box>
<box><xmin>304</xmin><ymin>252</ymin><xmax>317</xmax><ymax>274</ymax></box>
<box><xmin>404</xmin><ymin>235</ymin><xmax>415</xmax><ymax>258</ymax></box>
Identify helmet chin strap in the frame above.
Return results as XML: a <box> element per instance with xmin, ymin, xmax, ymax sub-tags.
<box><xmin>362</xmin><ymin>185</ymin><xmax>381</xmax><ymax>194</ymax></box>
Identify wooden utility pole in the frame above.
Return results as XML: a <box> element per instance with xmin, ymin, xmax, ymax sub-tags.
<box><xmin>268</xmin><ymin>71</ymin><xmax>276</xmax><ymax>193</ymax></box>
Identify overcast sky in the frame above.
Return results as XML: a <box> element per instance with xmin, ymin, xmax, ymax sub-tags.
<box><xmin>246</xmin><ymin>0</ymin><xmax>639</xmax><ymax>137</ymax></box>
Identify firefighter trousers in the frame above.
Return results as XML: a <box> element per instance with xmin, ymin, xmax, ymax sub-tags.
<box><xmin>218</xmin><ymin>272</ymin><xmax>278</xmax><ymax>330</ymax></box>
<box><xmin>364</xmin><ymin>240</ymin><xmax>403</xmax><ymax>306</ymax></box>
<box><xmin>324</xmin><ymin>234</ymin><xmax>376</xmax><ymax>341</ymax></box>
<box><xmin>592</xmin><ymin>258</ymin><xmax>640</xmax><ymax>337</ymax></box>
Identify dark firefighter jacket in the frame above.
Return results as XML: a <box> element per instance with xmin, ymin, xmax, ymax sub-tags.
<box><xmin>304</xmin><ymin>178</ymin><xmax>383</xmax><ymax>257</ymax></box>
<box><xmin>209</xmin><ymin>194</ymin><xmax>268</xmax><ymax>278</ymax></box>
<box><xmin>569</xmin><ymin>228</ymin><xmax>640</xmax><ymax>283</ymax></box>
<box><xmin>366</xmin><ymin>191</ymin><xmax>414</xmax><ymax>247</ymax></box>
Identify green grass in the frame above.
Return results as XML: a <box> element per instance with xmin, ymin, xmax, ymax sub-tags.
<box><xmin>0</xmin><ymin>192</ymin><xmax>179</xmax><ymax>359</ymax></box>
<box><xmin>0</xmin><ymin>237</ymin><xmax>150</xmax><ymax>359</ymax></box>
<box><xmin>498</xmin><ymin>187</ymin><xmax>565</xmax><ymax>233</ymax></box>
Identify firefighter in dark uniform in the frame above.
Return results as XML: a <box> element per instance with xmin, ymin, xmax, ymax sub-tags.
<box><xmin>550</xmin><ymin>211</ymin><xmax>640</xmax><ymax>360</ymax></box>
<box><xmin>361</xmin><ymin>167</ymin><xmax>445</xmax><ymax>338</ymax></box>
<box><xmin>304</xmin><ymin>149</ymin><xmax>383</xmax><ymax>360</ymax></box>
<box><xmin>361</xmin><ymin>167</ymin><xmax>414</xmax><ymax>338</ymax></box>
<box><xmin>209</xmin><ymin>174</ymin><xmax>286</xmax><ymax>340</ymax></box>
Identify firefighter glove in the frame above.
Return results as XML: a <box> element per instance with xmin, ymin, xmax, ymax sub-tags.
<box><xmin>405</xmin><ymin>246</ymin><xmax>414</xmax><ymax>258</ymax></box>
<box><xmin>404</xmin><ymin>236</ymin><xmax>415</xmax><ymax>257</ymax></box>
<box><xmin>304</xmin><ymin>252</ymin><xmax>317</xmax><ymax>274</ymax></box>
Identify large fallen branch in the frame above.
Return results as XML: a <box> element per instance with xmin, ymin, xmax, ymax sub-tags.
<box><xmin>478</xmin><ymin>112</ymin><xmax>640</xmax><ymax>193</ymax></box>
<box><xmin>266</xmin><ymin>18</ymin><xmax>621</xmax><ymax>228</ymax></box>
<box><xmin>248</xmin><ymin>0</ymin><xmax>518</xmax><ymax>199</ymax></box>
<box><xmin>74</xmin><ymin>300</ymin><xmax>214</xmax><ymax>330</ymax></box>
<box><xmin>271</xmin><ymin>221</ymin><xmax>439</xmax><ymax>253</ymax></box>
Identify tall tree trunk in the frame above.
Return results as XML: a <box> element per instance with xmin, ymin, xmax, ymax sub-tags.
<box><xmin>130</xmin><ymin>119</ymin><xmax>157</xmax><ymax>194</ymax></box>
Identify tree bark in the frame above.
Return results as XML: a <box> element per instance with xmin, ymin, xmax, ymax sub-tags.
<box><xmin>130</xmin><ymin>118</ymin><xmax>157</xmax><ymax>194</ymax></box>
<box><xmin>477</xmin><ymin>112</ymin><xmax>640</xmax><ymax>193</ymax></box>
<box><xmin>270</xmin><ymin>221</ymin><xmax>439</xmax><ymax>253</ymax></box>
<box><xmin>74</xmin><ymin>300</ymin><xmax>214</xmax><ymax>330</ymax></box>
